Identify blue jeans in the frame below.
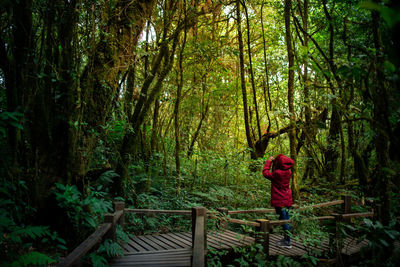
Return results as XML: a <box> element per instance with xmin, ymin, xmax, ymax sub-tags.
<box><xmin>275</xmin><ymin>207</ymin><xmax>291</xmax><ymax>243</ymax></box>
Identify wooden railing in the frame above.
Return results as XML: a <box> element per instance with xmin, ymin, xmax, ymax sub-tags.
<box><xmin>57</xmin><ymin>203</ymin><xmax>209</xmax><ymax>267</ymax></box>
<box><xmin>57</xmin><ymin>196</ymin><xmax>375</xmax><ymax>267</ymax></box>
<box><xmin>57</xmin><ymin>201</ymin><xmax>125</xmax><ymax>267</ymax></box>
<box><xmin>215</xmin><ymin>195</ymin><xmax>375</xmax><ymax>260</ymax></box>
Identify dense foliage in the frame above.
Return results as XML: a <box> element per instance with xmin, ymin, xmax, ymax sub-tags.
<box><xmin>1</xmin><ymin>0</ymin><xmax>399</xmax><ymax>265</ymax></box>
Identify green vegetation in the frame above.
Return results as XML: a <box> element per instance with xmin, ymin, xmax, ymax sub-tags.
<box><xmin>1</xmin><ymin>0</ymin><xmax>399</xmax><ymax>266</ymax></box>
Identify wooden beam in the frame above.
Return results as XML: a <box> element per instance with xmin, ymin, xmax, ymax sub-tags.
<box><xmin>228</xmin><ymin>209</ymin><xmax>275</xmax><ymax>215</ymax></box>
<box><xmin>105</xmin><ymin>213</ymin><xmax>116</xmax><ymax>241</ymax></box>
<box><xmin>341</xmin><ymin>212</ymin><xmax>374</xmax><ymax>219</ymax></box>
<box><xmin>256</xmin><ymin>219</ymin><xmax>271</xmax><ymax>256</ymax></box>
<box><xmin>114</xmin><ymin>201</ymin><xmax>125</xmax><ymax>226</ymax></box>
<box><xmin>228</xmin><ymin>218</ymin><xmax>260</xmax><ymax>227</ymax></box>
<box><xmin>191</xmin><ymin>207</ymin><xmax>206</xmax><ymax>267</ymax></box>
<box><xmin>297</xmin><ymin>200</ymin><xmax>344</xmax><ymax>211</ymax></box>
<box><xmin>125</xmin><ymin>209</ymin><xmax>191</xmax><ymax>215</ymax></box>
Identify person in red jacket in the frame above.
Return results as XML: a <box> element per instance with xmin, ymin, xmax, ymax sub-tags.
<box><xmin>262</xmin><ymin>154</ymin><xmax>294</xmax><ymax>248</ymax></box>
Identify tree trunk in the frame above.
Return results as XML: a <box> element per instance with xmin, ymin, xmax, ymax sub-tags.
<box><xmin>174</xmin><ymin>18</ymin><xmax>187</xmax><ymax>193</ymax></box>
<box><xmin>371</xmin><ymin>4</ymin><xmax>391</xmax><ymax>225</ymax></box>
<box><xmin>236</xmin><ymin>0</ymin><xmax>255</xmax><ymax>159</ymax></box>
<box><xmin>260</xmin><ymin>3</ymin><xmax>272</xmax><ymax>132</ymax></box>
<box><xmin>243</xmin><ymin>1</ymin><xmax>261</xmax><ymax>140</ymax></box>
<box><xmin>284</xmin><ymin>0</ymin><xmax>299</xmax><ymax>200</ymax></box>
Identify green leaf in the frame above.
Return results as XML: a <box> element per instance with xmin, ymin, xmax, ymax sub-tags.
<box><xmin>19</xmin><ymin>251</ymin><xmax>56</xmax><ymax>265</ymax></box>
<box><xmin>384</xmin><ymin>60</ymin><xmax>396</xmax><ymax>73</ymax></box>
<box><xmin>379</xmin><ymin>238</ymin><xmax>389</xmax><ymax>247</ymax></box>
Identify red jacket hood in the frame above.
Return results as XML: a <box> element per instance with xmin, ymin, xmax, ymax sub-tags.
<box><xmin>273</xmin><ymin>154</ymin><xmax>294</xmax><ymax>170</ymax></box>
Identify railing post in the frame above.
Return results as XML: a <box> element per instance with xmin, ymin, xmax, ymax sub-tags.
<box><xmin>114</xmin><ymin>201</ymin><xmax>125</xmax><ymax>227</ymax></box>
<box><xmin>192</xmin><ymin>207</ymin><xmax>207</xmax><ymax>267</ymax></box>
<box><xmin>104</xmin><ymin>213</ymin><xmax>116</xmax><ymax>241</ymax></box>
<box><xmin>341</xmin><ymin>195</ymin><xmax>351</xmax><ymax>223</ymax></box>
<box><xmin>216</xmin><ymin>208</ymin><xmax>228</xmax><ymax>230</ymax></box>
<box><xmin>332</xmin><ymin>213</ymin><xmax>344</xmax><ymax>267</ymax></box>
<box><xmin>373</xmin><ymin>203</ymin><xmax>382</xmax><ymax>222</ymax></box>
<box><xmin>255</xmin><ymin>219</ymin><xmax>270</xmax><ymax>257</ymax></box>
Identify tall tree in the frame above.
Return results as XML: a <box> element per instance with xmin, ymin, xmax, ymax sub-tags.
<box><xmin>371</xmin><ymin>1</ymin><xmax>391</xmax><ymax>225</ymax></box>
<box><xmin>236</xmin><ymin>0</ymin><xmax>256</xmax><ymax>159</ymax></box>
<box><xmin>284</xmin><ymin>0</ymin><xmax>299</xmax><ymax>200</ymax></box>
<box><xmin>174</xmin><ymin>0</ymin><xmax>188</xmax><ymax>194</ymax></box>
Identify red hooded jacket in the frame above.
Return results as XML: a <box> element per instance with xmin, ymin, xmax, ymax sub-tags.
<box><xmin>262</xmin><ymin>154</ymin><xmax>294</xmax><ymax>207</ymax></box>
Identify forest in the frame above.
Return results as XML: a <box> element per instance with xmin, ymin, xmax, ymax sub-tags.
<box><xmin>1</xmin><ymin>0</ymin><xmax>399</xmax><ymax>266</ymax></box>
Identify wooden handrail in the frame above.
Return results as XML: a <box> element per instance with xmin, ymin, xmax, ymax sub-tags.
<box><xmin>297</xmin><ymin>199</ymin><xmax>344</xmax><ymax>211</ymax></box>
<box><xmin>57</xmin><ymin>223</ymin><xmax>112</xmax><ymax>267</ymax></box>
<box><xmin>225</xmin><ymin>199</ymin><xmax>344</xmax><ymax>215</ymax></box>
<box><xmin>125</xmin><ymin>208</ymin><xmax>192</xmax><ymax>215</ymax></box>
<box><xmin>226</xmin><ymin>212</ymin><xmax>373</xmax><ymax>227</ymax></box>
<box><xmin>124</xmin><ymin>199</ymin><xmax>346</xmax><ymax>217</ymax></box>
<box><xmin>113</xmin><ymin>210</ymin><xmax>124</xmax><ymax>223</ymax></box>
<box><xmin>58</xmin><ymin>201</ymin><xmax>125</xmax><ymax>266</ymax></box>
<box><xmin>228</xmin><ymin>218</ymin><xmax>261</xmax><ymax>227</ymax></box>
<box><xmin>229</xmin><ymin>209</ymin><xmax>275</xmax><ymax>215</ymax></box>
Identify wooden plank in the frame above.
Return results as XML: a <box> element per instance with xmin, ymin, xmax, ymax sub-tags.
<box><xmin>215</xmin><ymin>231</ymin><xmax>251</xmax><ymax>246</ymax></box>
<box><xmin>177</xmin><ymin>232</ymin><xmax>228</xmax><ymax>251</ymax></box>
<box><xmin>57</xmin><ymin>223</ymin><xmax>111</xmax><ymax>267</ymax></box>
<box><xmin>206</xmin><ymin>232</ymin><xmax>233</xmax><ymax>249</ymax></box>
<box><xmin>116</xmin><ymin>251</ymin><xmax>192</xmax><ymax>261</ymax></box>
<box><xmin>341</xmin><ymin>237</ymin><xmax>369</xmax><ymax>255</ymax></box>
<box><xmin>160</xmin><ymin>233</ymin><xmax>190</xmax><ymax>248</ymax></box>
<box><xmin>136</xmin><ymin>235</ymin><xmax>168</xmax><ymax>251</ymax></box>
<box><xmin>174</xmin><ymin>232</ymin><xmax>194</xmax><ymax>245</ymax></box>
<box><xmin>208</xmin><ymin>231</ymin><xmax>244</xmax><ymax>248</ymax></box>
<box><xmin>144</xmin><ymin>235</ymin><xmax>174</xmax><ymax>250</ymax></box>
<box><xmin>130</xmin><ymin>236</ymin><xmax>156</xmax><ymax>251</ymax></box>
<box><xmin>112</xmin><ymin>251</ymin><xmax>192</xmax><ymax>267</ymax></box>
<box><xmin>127</xmin><ymin>238</ymin><xmax>148</xmax><ymax>252</ymax></box>
<box><xmin>112</xmin><ymin>261</ymin><xmax>190</xmax><ymax>267</ymax></box>
<box><xmin>223</xmin><ymin>230</ymin><xmax>255</xmax><ymax>244</ymax></box>
<box><xmin>165</xmin><ymin>233</ymin><xmax>192</xmax><ymax>247</ymax></box>
<box><xmin>124</xmin><ymin>248</ymin><xmax>192</xmax><ymax>256</ymax></box>
<box><xmin>269</xmin><ymin>234</ymin><xmax>307</xmax><ymax>256</ymax></box>
<box><xmin>152</xmin><ymin>234</ymin><xmax>185</xmax><ymax>249</ymax></box>
<box><xmin>122</xmin><ymin>241</ymin><xmax>140</xmax><ymax>253</ymax></box>
<box><xmin>293</xmin><ymin>235</ymin><xmax>329</xmax><ymax>251</ymax></box>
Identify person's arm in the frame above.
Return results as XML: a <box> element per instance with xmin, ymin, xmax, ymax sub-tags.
<box><xmin>262</xmin><ymin>156</ymin><xmax>274</xmax><ymax>180</ymax></box>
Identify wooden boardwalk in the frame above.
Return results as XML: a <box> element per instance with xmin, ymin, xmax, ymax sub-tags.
<box><xmin>110</xmin><ymin>230</ymin><xmax>372</xmax><ymax>266</ymax></box>
<box><xmin>58</xmin><ymin>197</ymin><xmax>378</xmax><ymax>267</ymax></box>
<box><xmin>111</xmin><ymin>230</ymin><xmax>254</xmax><ymax>267</ymax></box>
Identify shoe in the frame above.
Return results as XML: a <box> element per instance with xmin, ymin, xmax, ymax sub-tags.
<box><xmin>276</xmin><ymin>239</ymin><xmax>292</xmax><ymax>249</ymax></box>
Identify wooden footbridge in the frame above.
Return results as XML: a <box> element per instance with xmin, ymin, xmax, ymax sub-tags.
<box><xmin>57</xmin><ymin>196</ymin><xmax>377</xmax><ymax>267</ymax></box>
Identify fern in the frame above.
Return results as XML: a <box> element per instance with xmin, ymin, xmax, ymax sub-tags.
<box><xmin>97</xmin><ymin>239</ymin><xmax>124</xmax><ymax>258</ymax></box>
<box><xmin>89</xmin><ymin>253</ymin><xmax>109</xmax><ymax>267</ymax></box>
<box><xmin>98</xmin><ymin>170</ymin><xmax>119</xmax><ymax>186</ymax></box>
<box><xmin>13</xmin><ymin>225</ymin><xmax>50</xmax><ymax>239</ymax></box>
<box><xmin>13</xmin><ymin>251</ymin><xmax>56</xmax><ymax>266</ymax></box>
